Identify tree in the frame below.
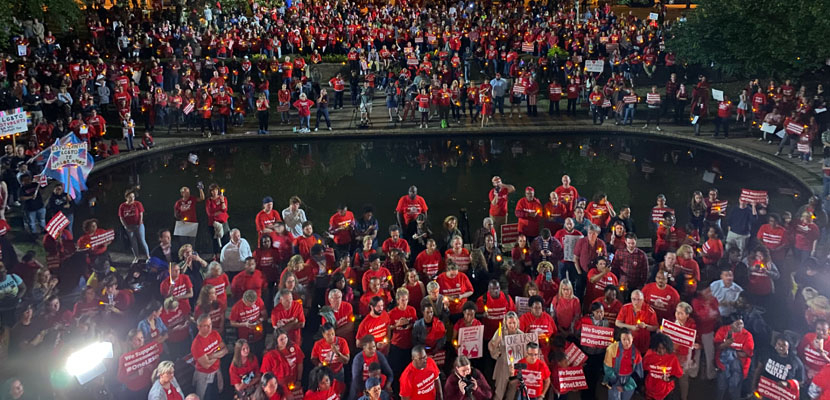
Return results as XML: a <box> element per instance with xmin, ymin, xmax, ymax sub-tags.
<box><xmin>666</xmin><ymin>0</ymin><xmax>830</xmax><ymax>78</ymax></box>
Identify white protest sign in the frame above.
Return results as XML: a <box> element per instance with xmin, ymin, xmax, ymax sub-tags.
<box><xmin>761</xmin><ymin>122</ymin><xmax>777</xmax><ymax>133</ymax></box>
<box><xmin>648</xmin><ymin>12</ymin><xmax>659</xmax><ymax>20</ymax></box>
<box><xmin>174</xmin><ymin>221</ymin><xmax>199</xmax><ymax>237</ymax></box>
<box><xmin>458</xmin><ymin>325</ymin><xmax>484</xmax><ymax>359</ymax></box>
<box><xmin>585</xmin><ymin>60</ymin><xmax>604</xmax><ymax>73</ymax></box>
<box><xmin>0</xmin><ymin>108</ymin><xmax>29</xmax><ymax>138</ymax></box>
<box><xmin>504</xmin><ymin>332</ymin><xmax>538</xmax><ymax>366</ymax></box>
<box><xmin>49</xmin><ymin>142</ymin><xmax>88</xmax><ymax>168</ymax></box>
<box><xmin>562</xmin><ymin>235</ymin><xmax>579</xmax><ymax>262</ymax></box>
<box><xmin>712</xmin><ymin>89</ymin><xmax>724</xmax><ymax>101</ymax></box>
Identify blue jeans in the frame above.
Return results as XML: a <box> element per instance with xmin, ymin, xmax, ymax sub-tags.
<box><xmin>622</xmin><ymin>107</ymin><xmax>635</xmax><ymax>125</ymax></box>
<box><xmin>607</xmin><ymin>387</ymin><xmax>634</xmax><ymax>400</ymax></box>
<box><xmin>715</xmin><ymin>370</ymin><xmax>742</xmax><ymax>400</ymax></box>
<box><xmin>494</xmin><ymin>96</ymin><xmax>505</xmax><ymax>115</ymax></box>
<box><xmin>299</xmin><ymin>115</ymin><xmax>310</xmax><ymax>129</ymax></box>
<box><xmin>125</xmin><ymin>224</ymin><xmax>150</xmax><ymax>259</ymax></box>
<box><xmin>26</xmin><ymin>208</ymin><xmax>46</xmax><ymax>234</ymax></box>
<box><xmin>823</xmin><ymin>174</ymin><xmax>830</xmax><ymax>198</ymax></box>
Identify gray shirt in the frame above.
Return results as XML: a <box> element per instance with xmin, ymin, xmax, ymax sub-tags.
<box><xmin>490</xmin><ymin>78</ymin><xmax>507</xmax><ymax>97</ymax></box>
<box><xmin>282</xmin><ymin>207</ymin><xmax>307</xmax><ymax>237</ymax></box>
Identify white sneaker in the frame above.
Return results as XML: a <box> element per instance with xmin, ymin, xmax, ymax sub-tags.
<box><xmin>314</xmin><ymin>128</ymin><xmax>318</xmax><ymax>132</ymax></box>
<box><xmin>656</xmin><ymin>126</ymin><xmax>662</xmax><ymax>131</ymax></box>
<box><xmin>328</xmin><ymin>127</ymin><xmax>332</xmax><ymax>131</ymax></box>
<box><xmin>643</xmin><ymin>124</ymin><xmax>649</xmax><ymax>129</ymax></box>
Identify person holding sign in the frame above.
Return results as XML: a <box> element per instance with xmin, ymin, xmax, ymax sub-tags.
<box><xmin>750</xmin><ymin>336</ymin><xmax>805</xmax><ymax>400</ymax></box>
<box><xmin>117</xmin><ymin>329</ymin><xmax>161</xmax><ymax>399</ymax></box>
<box><xmin>643</xmin><ymin>333</ymin><xmax>683</xmax><ymax>400</ymax></box>
<box><xmin>487</xmin><ymin>311</ymin><xmax>523</xmax><ymax>400</ymax></box>
<box><xmin>577</xmin><ymin>302</ymin><xmax>611</xmax><ymax>395</ymax></box>
<box><xmin>602</xmin><ymin>328</ymin><xmax>643</xmax><ymax>400</ymax></box>
<box><xmin>671</xmin><ymin>302</ymin><xmax>700</xmax><ymax>400</ymax></box>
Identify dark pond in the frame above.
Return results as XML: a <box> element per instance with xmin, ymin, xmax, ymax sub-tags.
<box><xmin>77</xmin><ymin>134</ymin><xmax>807</xmax><ymax>254</ymax></box>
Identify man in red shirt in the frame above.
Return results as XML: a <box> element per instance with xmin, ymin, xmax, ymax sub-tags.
<box><xmin>437</xmin><ymin>264</ymin><xmax>474</xmax><ymax>316</ymax></box>
<box><xmin>355</xmin><ymin>296</ymin><xmax>391</xmax><ymax>352</ymax></box>
<box><xmin>400</xmin><ymin>345</ymin><xmax>443</xmax><ymax>400</ymax></box>
<box><xmin>160</xmin><ymin>263</ymin><xmax>194</xmax><ymax>316</ymax></box>
<box><xmin>515</xmin><ymin>186</ymin><xmax>543</xmax><ymax>242</ymax></box>
<box><xmin>414</xmin><ymin>239</ymin><xmax>443</xmax><ymax>281</ymax></box>
<box><xmin>231</xmin><ymin>257</ymin><xmax>267</xmax><ymax>303</ymax></box>
<box><xmin>229</xmin><ymin>290</ymin><xmax>266</xmax><ymax>355</ymax></box>
<box><xmin>396</xmin><ymin>185</ymin><xmax>428</xmax><ymax>241</ymax></box>
<box><xmin>510</xmin><ymin>342</ymin><xmax>551</xmax><ymax>399</ymax></box>
<box><xmin>714</xmin><ymin>315</ymin><xmax>754</xmax><ymax>399</ymax></box>
<box><xmin>641</xmin><ymin>271</ymin><xmax>680</xmax><ymax>323</ymax></box>
<box><xmin>382</xmin><ymin>225</ymin><xmax>411</xmax><ymax>259</ymax></box>
<box><xmin>615</xmin><ymin>289</ymin><xmax>659</xmax><ymax>354</ymax></box>
<box><xmin>328</xmin><ymin>204</ymin><xmax>355</xmax><ymax>258</ymax></box>
<box><xmin>255</xmin><ymin>196</ymin><xmax>282</xmax><ymax>244</ymax></box>
<box><xmin>756</xmin><ymin>214</ymin><xmax>789</xmax><ymax>266</ymax></box>
<box><xmin>489</xmin><ymin>176</ymin><xmax>516</xmax><ymax>241</ymax></box>
<box><xmin>476</xmin><ymin>280</ymin><xmax>516</xmax><ymax>340</ymax></box>
<box><xmin>191</xmin><ymin>314</ymin><xmax>228</xmax><ymax>400</ymax></box>
<box><xmin>573</xmin><ymin>225</ymin><xmax>607</xmax><ymax>297</ymax></box>
<box><xmin>311</xmin><ymin>322</ymin><xmax>351</xmax><ymax>382</ymax></box>
<box><xmin>548</xmin><ymin>80</ymin><xmax>562</xmax><ymax>115</ymax></box>
<box><xmin>554</xmin><ymin>175</ymin><xmax>579</xmax><ymax>214</ymax></box>
<box><xmin>270</xmin><ymin>288</ymin><xmax>306</xmax><ymax>346</ymax></box>
<box><xmin>714</xmin><ymin>95</ymin><xmax>732</xmax><ymax>138</ymax></box>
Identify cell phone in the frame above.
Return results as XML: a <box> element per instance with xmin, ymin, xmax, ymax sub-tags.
<box><xmin>197</xmin><ymin>181</ymin><xmax>204</xmax><ymax>190</ymax></box>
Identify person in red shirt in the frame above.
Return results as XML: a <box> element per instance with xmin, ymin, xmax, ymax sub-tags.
<box><xmin>205</xmin><ymin>183</ymin><xmax>229</xmax><ymax>253</ymax></box>
<box><xmin>328</xmin><ymin>204</ymin><xmax>355</xmax><ymax>258</ymax></box>
<box><xmin>414</xmin><ymin>238</ymin><xmax>444</xmax><ymax>281</ymax></box>
<box><xmin>593</xmin><ymin>285</ymin><xmax>623</xmax><ymax>323</ymax></box>
<box><xmin>118</xmin><ymin>188</ymin><xmax>150</xmax><ymax>261</ymax></box>
<box><xmin>643</xmin><ymin>333</ymin><xmax>684</xmax><ymax>400</ymax></box>
<box><xmin>509</xmin><ymin>342</ymin><xmax>551</xmax><ymax>399</ymax></box>
<box><xmin>396</xmin><ymin>185</ymin><xmax>428</xmax><ymax>240</ymax></box>
<box><xmin>229</xmin><ymin>290</ymin><xmax>267</xmax><ymax>355</ymax></box>
<box><xmin>382</xmin><ymin>224</ymin><xmax>411</xmax><ymax>259</ymax></box>
<box><xmin>714</xmin><ymin>315</ymin><xmax>754</xmax><ymax>399</ymax></box>
<box><xmin>515</xmin><ymin>186</ymin><xmax>543</xmax><ymax>241</ymax></box>
<box><xmin>293</xmin><ymin>92</ymin><xmax>314</xmax><ymax>133</ymax></box>
<box><xmin>548</xmin><ymin>80</ymin><xmax>562</xmax><ymax>115</ymax></box>
<box><xmin>231</xmin><ymin>257</ymin><xmax>268</xmax><ymax>301</ymax></box>
<box><xmin>543</xmin><ymin>191</ymin><xmax>568</xmax><ymax>234</ymax></box>
<box><xmin>756</xmin><ymin>215</ymin><xmax>788</xmax><ymax>266</ymax></box>
<box><xmin>437</xmin><ymin>263</ymin><xmax>474</xmax><ymax>316</ymax></box>
<box><xmin>361</xmin><ymin>253</ymin><xmax>393</xmax><ymax>292</ymax></box>
<box><xmin>311</xmin><ymin>323</ymin><xmax>351</xmax><ymax>382</ymax></box>
<box><xmin>701</xmin><ymin>226</ymin><xmax>725</xmax><ymax>267</ymax></box>
<box><xmin>173</xmin><ymin>185</ymin><xmax>204</xmax><ymax>244</ymax></box>
<box><xmin>256</xmin><ymin>196</ymin><xmax>282</xmax><ymax>244</ymax></box>
<box><xmin>400</xmin><ymin>346</ymin><xmax>442</xmax><ymax>400</ymax></box>
<box><xmin>794</xmin><ymin>211</ymin><xmax>820</xmax><ymax>263</ymax></box>
<box><xmin>270</xmin><ymin>289</ymin><xmax>306</xmax><ymax>347</ymax></box>
<box><xmin>387</xmin><ymin>287</ymin><xmax>417</xmax><ymax>370</ymax></box>
<box><xmin>616</xmin><ymin>289</ymin><xmax>659</xmax><ymax>354</ymax></box>
<box><xmin>229</xmin><ymin>339</ymin><xmax>261</xmax><ymax>397</ymax></box>
<box><xmin>519</xmin><ymin>295</ymin><xmax>557</xmax><ymax>358</ymax></box>
<box><xmin>585</xmin><ymin>193</ymin><xmax>616</xmax><ymax>230</ymax></box>
<box><xmin>566</xmin><ymin>78</ymin><xmax>579</xmax><ymax>116</ymax></box>
<box><xmin>554</xmin><ymin>175</ymin><xmax>579</xmax><ymax>214</ymax></box>
<box><xmin>191</xmin><ymin>314</ymin><xmax>229</xmax><ymax>399</ymax></box>
<box><xmin>476</xmin><ymin>280</ymin><xmax>516</xmax><ymax>340</ymax></box>
<box><xmin>160</xmin><ymin>262</ymin><xmax>194</xmax><ymax>316</ymax></box>
<box><xmin>586</xmin><ymin>256</ymin><xmax>618</xmax><ymax>307</ymax></box>
<box><xmin>602</xmin><ymin>328</ymin><xmax>644</xmax><ymax>398</ymax></box>
<box><xmin>642</xmin><ymin>271</ymin><xmax>681</xmax><ymax>323</ymax></box>
<box><xmin>117</xmin><ymin>329</ymin><xmax>161</xmax><ymax>396</ymax></box>
<box><xmin>261</xmin><ymin>328</ymin><xmax>304</xmax><ymax>393</ymax></box>
<box><xmin>488</xmin><ymin>176</ymin><xmax>516</xmax><ymax>238</ymax></box>
<box><xmin>551</xmin><ymin>280</ymin><xmax>581</xmax><ymax>336</ymax></box>
<box><xmin>797</xmin><ymin>320</ymin><xmax>830</xmax><ymax>380</ymax></box>
<box><xmin>355</xmin><ymin>296</ymin><xmax>391</xmax><ymax>352</ymax></box>
<box><xmin>714</xmin><ymin>95</ymin><xmax>732</xmax><ymax>138</ymax></box>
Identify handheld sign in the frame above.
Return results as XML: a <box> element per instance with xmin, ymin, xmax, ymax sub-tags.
<box><xmin>90</xmin><ymin>229</ymin><xmax>116</xmax><ymax>247</ymax></box>
<box><xmin>458</xmin><ymin>325</ymin><xmax>484</xmax><ymax>359</ymax></box>
<box><xmin>558</xmin><ymin>367</ymin><xmax>588</xmax><ymax>394</ymax></box>
<box><xmin>740</xmin><ymin>189</ymin><xmax>768</xmax><ymax>205</ymax></box>
<box><xmin>580</xmin><ymin>325</ymin><xmax>614</xmax><ymax>348</ymax></box>
<box><xmin>565</xmin><ymin>342</ymin><xmax>587</xmax><ymax>366</ymax></box>
<box><xmin>661</xmin><ymin>320</ymin><xmax>697</xmax><ymax>351</ymax></box>
<box><xmin>756</xmin><ymin>377</ymin><xmax>798</xmax><ymax>400</ymax></box>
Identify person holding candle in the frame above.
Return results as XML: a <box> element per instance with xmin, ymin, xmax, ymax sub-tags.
<box><xmin>230</xmin><ymin>290</ymin><xmax>267</xmax><ymax>356</ymax></box>
<box><xmin>610</xmin><ymin>233</ymin><xmax>648</xmax><ymax>297</ymax></box>
<box><xmin>616</xmin><ymin>289</ymin><xmax>658</xmax><ymax>354</ymax></box>
<box><xmin>573</xmin><ymin>225</ymin><xmax>607</xmax><ymax>298</ymax></box>
<box><xmin>205</xmin><ymin>183</ymin><xmax>230</xmax><ymax>254</ymax></box>
<box><xmin>355</xmin><ymin>296</ymin><xmax>391</xmax><ymax>352</ymax></box>
<box><xmin>436</xmin><ymin>263</ymin><xmax>474</xmax><ymax>318</ymax></box>
<box><xmin>387</xmin><ymin>287</ymin><xmax>417</xmax><ymax>375</ymax></box>
<box><xmin>261</xmin><ymin>329</ymin><xmax>304</xmax><ymax>399</ymax></box>
<box><xmin>488</xmin><ymin>311</ymin><xmax>523</xmax><ymax>400</ymax></box>
<box><xmin>229</xmin><ymin>338</ymin><xmax>261</xmax><ymax>399</ymax></box>
<box><xmin>643</xmin><ymin>333</ymin><xmax>683</xmax><ymax>400</ymax></box>
<box><xmin>797</xmin><ymin>319</ymin><xmax>830</xmax><ymax>381</ymax></box>
<box><xmin>191</xmin><ymin>313</ymin><xmax>228</xmax><ymax>400</ymax></box>
<box><xmin>515</xmin><ymin>187</ymin><xmax>543</xmax><ymax>243</ymax></box>
<box><xmin>311</xmin><ymin>322</ymin><xmax>351</xmax><ymax>385</ymax></box>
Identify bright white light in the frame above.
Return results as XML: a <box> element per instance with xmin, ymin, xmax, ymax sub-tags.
<box><xmin>65</xmin><ymin>342</ymin><xmax>113</xmax><ymax>377</ymax></box>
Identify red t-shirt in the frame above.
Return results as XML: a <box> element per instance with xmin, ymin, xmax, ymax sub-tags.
<box><xmin>436</xmin><ymin>272</ymin><xmax>474</xmax><ymax>314</ymax></box>
<box><xmin>489</xmin><ymin>187</ymin><xmax>510</xmax><ymax>217</ymax></box>
<box><xmin>355</xmin><ymin>312</ymin><xmax>391</xmax><ymax>344</ymax></box>
<box><xmin>161</xmin><ymin>306</ymin><xmax>190</xmax><ymax>343</ymax></box>
<box><xmin>616</xmin><ymin>303</ymin><xmax>659</xmax><ymax>353</ymax></box>
<box><xmin>519</xmin><ymin>312</ymin><xmax>557</xmax><ymax>355</ymax></box>
<box><xmin>798</xmin><ymin>332</ymin><xmax>830</xmax><ymax>376</ymax></box>
<box><xmin>593</xmin><ymin>297</ymin><xmax>623</xmax><ymax>322</ymax></box>
<box><xmin>643</xmin><ymin>350</ymin><xmax>683</xmax><ymax>400</ymax></box>
<box><xmin>586</xmin><ymin>269</ymin><xmax>618</xmax><ymax>305</ymax></box>
<box><xmin>191</xmin><ymin>331</ymin><xmax>223</xmax><ymax>373</ymax></box>
<box><xmin>399</xmin><ymin>358</ymin><xmax>441</xmax><ymax>400</ymax></box>
<box><xmin>388</xmin><ymin>305</ymin><xmax>418</xmax><ymax>348</ymax></box>
<box><xmin>321</xmin><ymin>301</ymin><xmax>354</xmax><ymax>329</ymax></box>
<box><xmin>117</xmin><ymin>341</ymin><xmax>162</xmax><ymax>391</ymax></box>
<box><xmin>118</xmin><ymin>201</ymin><xmax>144</xmax><ymax>225</ymax></box>
<box><xmin>203</xmin><ymin>274</ymin><xmax>231</xmax><ymax>305</ymax></box>
<box><xmin>329</xmin><ymin>211</ymin><xmax>356</xmax><ymax>245</ymax></box>
<box><xmin>396</xmin><ymin>195</ymin><xmax>428</xmax><ymax>225</ymax></box>
<box><xmin>415</xmin><ymin>250</ymin><xmax>444</xmax><ymax>279</ymax></box>
<box><xmin>515</xmin><ymin>197</ymin><xmax>543</xmax><ymax>236</ymax></box>
<box><xmin>714</xmin><ymin>326</ymin><xmax>754</xmax><ymax>377</ymax></box>
<box><xmin>551</xmin><ymin>295</ymin><xmax>581</xmax><ymax>331</ymax></box>
<box><xmin>641</xmin><ymin>283</ymin><xmax>681</xmax><ymax>323</ymax></box>
<box><xmin>444</xmin><ymin>248</ymin><xmax>471</xmax><ymax>272</ymax></box>
<box><xmin>160</xmin><ymin>275</ymin><xmax>193</xmax><ymax>315</ymax></box>
<box><xmin>381</xmin><ymin>238</ymin><xmax>411</xmax><ymax>256</ymax></box>
<box><xmin>311</xmin><ymin>337</ymin><xmax>350</xmax><ymax>373</ymax></box>
<box><xmin>256</xmin><ymin>210</ymin><xmax>283</xmax><ymax>235</ymax></box>
<box><xmin>517</xmin><ymin>358</ymin><xmax>551</xmax><ymax>398</ymax></box>
<box><xmin>476</xmin><ymin>291</ymin><xmax>516</xmax><ymax>339</ymax></box>
<box><xmin>293</xmin><ymin>99</ymin><xmax>314</xmax><ymax>117</ymax></box>
<box><xmin>229</xmin><ymin>355</ymin><xmax>259</xmax><ymax>386</ymax></box>
<box><xmin>230</xmin><ymin>298</ymin><xmax>265</xmax><ymax>342</ymax></box>
<box><xmin>231</xmin><ymin>270</ymin><xmax>268</xmax><ymax>300</ymax></box>
<box><xmin>270</xmin><ymin>300</ymin><xmax>306</xmax><ymax>345</ymax></box>
<box><xmin>174</xmin><ymin>197</ymin><xmax>198</xmax><ymax>222</ymax></box>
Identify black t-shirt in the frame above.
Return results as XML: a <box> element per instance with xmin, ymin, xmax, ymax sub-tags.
<box><xmin>20</xmin><ymin>182</ymin><xmax>44</xmax><ymax>212</ymax></box>
<box><xmin>46</xmin><ymin>192</ymin><xmax>73</xmax><ymax>219</ymax></box>
<box><xmin>761</xmin><ymin>350</ymin><xmax>805</xmax><ymax>382</ymax></box>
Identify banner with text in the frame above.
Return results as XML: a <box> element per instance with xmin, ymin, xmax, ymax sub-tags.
<box><xmin>558</xmin><ymin>367</ymin><xmax>589</xmax><ymax>394</ymax></box>
<box><xmin>661</xmin><ymin>320</ymin><xmax>697</xmax><ymax>351</ymax></box>
<box><xmin>49</xmin><ymin>142</ymin><xmax>89</xmax><ymax>168</ymax></box>
<box><xmin>504</xmin><ymin>333</ymin><xmax>538</xmax><ymax>366</ymax></box>
<box><xmin>580</xmin><ymin>325</ymin><xmax>615</xmax><ymax>349</ymax></box>
<box><xmin>0</xmin><ymin>108</ymin><xmax>28</xmax><ymax>138</ymax></box>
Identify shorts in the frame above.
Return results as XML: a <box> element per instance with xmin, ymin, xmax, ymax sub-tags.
<box><xmin>386</xmin><ymin>98</ymin><xmax>398</xmax><ymax>108</ymax></box>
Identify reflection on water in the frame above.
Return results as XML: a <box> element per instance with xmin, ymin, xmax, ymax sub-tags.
<box><xmin>79</xmin><ymin>135</ymin><xmax>805</xmax><ymax>253</ymax></box>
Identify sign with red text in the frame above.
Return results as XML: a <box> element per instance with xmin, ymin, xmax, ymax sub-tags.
<box><xmin>565</xmin><ymin>342</ymin><xmax>587</xmax><ymax>366</ymax></box>
<box><xmin>580</xmin><ymin>325</ymin><xmax>614</xmax><ymax>349</ymax></box>
<box><xmin>757</xmin><ymin>377</ymin><xmax>798</xmax><ymax>400</ymax></box>
<box><xmin>458</xmin><ymin>325</ymin><xmax>484</xmax><ymax>359</ymax></box>
<box><xmin>504</xmin><ymin>333</ymin><xmax>539</xmax><ymax>366</ymax></box>
<box><xmin>558</xmin><ymin>367</ymin><xmax>588</xmax><ymax>394</ymax></box>
<box><xmin>661</xmin><ymin>320</ymin><xmax>697</xmax><ymax>350</ymax></box>
<box><xmin>740</xmin><ymin>189</ymin><xmax>769</xmax><ymax>205</ymax></box>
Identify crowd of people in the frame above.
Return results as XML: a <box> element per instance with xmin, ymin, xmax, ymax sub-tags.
<box><xmin>0</xmin><ymin>0</ymin><xmax>828</xmax><ymax>400</ymax></box>
<box><xmin>0</xmin><ymin>168</ymin><xmax>830</xmax><ymax>400</ymax></box>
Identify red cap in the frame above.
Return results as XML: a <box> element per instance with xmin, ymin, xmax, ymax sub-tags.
<box><xmin>525</xmin><ymin>186</ymin><xmax>535</xmax><ymax>192</ymax></box>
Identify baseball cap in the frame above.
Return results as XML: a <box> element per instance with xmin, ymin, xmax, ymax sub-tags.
<box><xmin>525</xmin><ymin>186</ymin><xmax>535</xmax><ymax>192</ymax></box>
<box><xmin>365</xmin><ymin>377</ymin><xmax>381</xmax><ymax>390</ymax></box>
<box><xmin>263</xmin><ymin>196</ymin><xmax>273</xmax><ymax>204</ymax></box>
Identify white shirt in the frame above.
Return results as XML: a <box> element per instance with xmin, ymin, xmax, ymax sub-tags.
<box><xmin>281</xmin><ymin>207</ymin><xmax>307</xmax><ymax>237</ymax></box>
<box><xmin>710</xmin><ymin>280</ymin><xmax>743</xmax><ymax>317</ymax></box>
<box><xmin>220</xmin><ymin>238</ymin><xmax>252</xmax><ymax>272</ymax></box>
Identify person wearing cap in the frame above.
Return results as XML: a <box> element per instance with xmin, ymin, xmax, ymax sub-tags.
<box><xmin>357</xmin><ymin>376</ymin><xmax>390</xmax><ymax>400</ymax></box>
<box><xmin>400</xmin><ymin>345</ymin><xmax>442</xmax><ymax>400</ymax></box>
<box><xmin>515</xmin><ymin>186</ymin><xmax>543</xmax><ymax>242</ymax></box>
<box><xmin>329</xmin><ymin>204</ymin><xmax>356</xmax><ymax>259</ymax></box>
<box><xmin>489</xmin><ymin>176</ymin><xmax>516</xmax><ymax>239</ymax></box>
<box><xmin>350</xmin><ymin>335</ymin><xmax>394</xmax><ymax>400</ymax></box>
<box><xmin>256</xmin><ymin>196</ymin><xmax>282</xmax><ymax>244</ymax></box>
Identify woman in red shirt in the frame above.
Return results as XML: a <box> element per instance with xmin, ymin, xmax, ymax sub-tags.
<box><xmin>700</xmin><ymin>226</ymin><xmax>724</xmax><ymax>268</ymax></box>
<box><xmin>292</xmin><ymin>92</ymin><xmax>314</xmax><ymax>133</ymax></box>
<box><xmin>534</xmin><ymin>261</ymin><xmax>559</xmax><ymax>305</ymax></box>
<box><xmin>77</xmin><ymin>218</ymin><xmax>110</xmax><ymax>261</ymax></box>
<box><xmin>261</xmin><ymin>329</ymin><xmax>304</xmax><ymax>393</ymax></box>
<box><xmin>230</xmin><ymin>338</ymin><xmax>261</xmax><ymax>398</ymax></box>
<box><xmin>194</xmin><ymin>284</ymin><xmax>226</xmax><ymax>335</ymax></box>
<box><xmin>445</xmin><ymin>235</ymin><xmax>471</xmax><ymax>272</ymax></box>
<box><xmin>794</xmin><ymin>211</ymin><xmax>820</xmax><ymax>263</ymax></box>
<box><xmin>255</xmin><ymin>236</ymin><xmax>280</xmax><ymax>285</ymax></box>
<box><xmin>415</xmin><ymin>88</ymin><xmax>430</xmax><ymax>128</ymax></box>
<box><xmin>256</xmin><ymin>93</ymin><xmax>270</xmax><ymax>134</ymax></box>
<box><xmin>304</xmin><ymin>366</ymin><xmax>341</xmax><ymax>400</ymax></box>
<box><xmin>643</xmin><ymin>333</ymin><xmax>683</xmax><ymax>400</ymax></box>
<box><xmin>206</xmin><ymin>183</ymin><xmax>230</xmax><ymax>253</ymax></box>
<box><xmin>278</xmin><ymin>83</ymin><xmax>291</xmax><ymax>123</ymax></box>
<box><xmin>403</xmin><ymin>269</ymin><xmax>425</xmax><ymax>310</ymax></box>
<box><xmin>586</xmin><ymin>256</ymin><xmax>618</xmax><ymax>308</ymax></box>
<box><xmin>551</xmin><ymin>279</ymin><xmax>581</xmax><ymax>336</ymax></box>
<box><xmin>673</xmin><ymin>302</ymin><xmax>700</xmax><ymax>400</ymax></box>
<box><xmin>119</xmin><ymin>188</ymin><xmax>150</xmax><ymax>261</ymax></box>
